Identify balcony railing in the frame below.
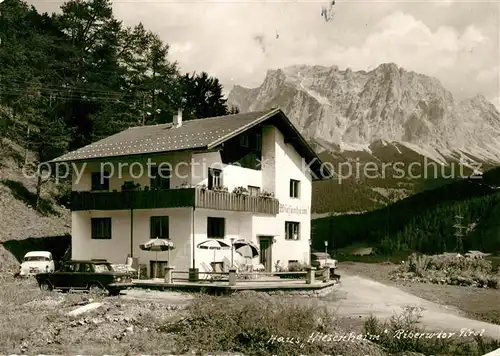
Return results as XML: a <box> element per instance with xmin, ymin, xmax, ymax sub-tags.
<box><xmin>195</xmin><ymin>189</ymin><xmax>279</xmax><ymax>214</ymax></box>
<box><xmin>71</xmin><ymin>189</ymin><xmax>196</xmax><ymax>211</ymax></box>
<box><xmin>71</xmin><ymin>188</ymin><xmax>279</xmax><ymax>215</ymax></box>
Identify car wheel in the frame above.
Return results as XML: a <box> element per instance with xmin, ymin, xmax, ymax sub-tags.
<box><xmin>108</xmin><ymin>288</ymin><xmax>120</xmax><ymax>296</ymax></box>
<box><xmin>88</xmin><ymin>283</ymin><xmax>104</xmax><ymax>294</ymax></box>
<box><xmin>39</xmin><ymin>281</ymin><xmax>53</xmax><ymax>291</ymax></box>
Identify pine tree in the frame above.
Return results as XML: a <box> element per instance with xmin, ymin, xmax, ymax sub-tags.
<box><xmin>180</xmin><ymin>71</ymin><xmax>235</xmax><ymax>120</ymax></box>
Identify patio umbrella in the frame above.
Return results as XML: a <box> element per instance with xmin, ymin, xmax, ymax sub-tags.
<box><xmin>139</xmin><ymin>238</ymin><xmax>175</xmax><ymax>278</ymax></box>
<box><xmin>234</xmin><ymin>239</ymin><xmax>259</xmax><ymax>258</ymax></box>
<box><xmin>233</xmin><ymin>239</ymin><xmax>259</xmax><ymax>266</ymax></box>
<box><xmin>197</xmin><ymin>239</ymin><xmax>231</xmax><ymax>263</ymax></box>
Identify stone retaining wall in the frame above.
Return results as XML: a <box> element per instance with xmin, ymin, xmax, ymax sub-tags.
<box><xmin>234</xmin><ymin>282</ymin><xmax>338</xmax><ymax>298</ymax></box>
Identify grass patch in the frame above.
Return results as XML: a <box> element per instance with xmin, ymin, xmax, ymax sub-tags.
<box><xmin>364</xmin><ymin>306</ymin><xmax>500</xmax><ymax>355</ymax></box>
<box><xmin>2</xmin><ymin>276</ymin><xmax>500</xmax><ymax>355</ymax></box>
<box><xmin>336</xmin><ymin>250</ymin><xmax>413</xmax><ymax>264</ymax></box>
<box><xmin>0</xmin><ymin>276</ymin><xmax>179</xmax><ymax>354</ymax></box>
<box><xmin>165</xmin><ymin>291</ymin><xmax>385</xmax><ymax>355</ymax></box>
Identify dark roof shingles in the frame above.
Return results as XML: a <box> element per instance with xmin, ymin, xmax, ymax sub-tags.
<box><xmin>52</xmin><ymin>109</ymin><xmax>274</xmax><ymax>162</ymax></box>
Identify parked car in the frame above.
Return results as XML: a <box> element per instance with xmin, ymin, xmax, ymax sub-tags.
<box><xmin>311</xmin><ymin>252</ymin><xmax>338</xmax><ymax>278</ymax></box>
<box><xmin>35</xmin><ymin>260</ymin><xmax>133</xmax><ymax>296</ymax></box>
<box><xmin>19</xmin><ymin>251</ymin><xmax>55</xmax><ymax>277</ymax></box>
<box><xmin>311</xmin><ymin>252</ymin><xmax>338</xmax><ymax>269</ymax></box>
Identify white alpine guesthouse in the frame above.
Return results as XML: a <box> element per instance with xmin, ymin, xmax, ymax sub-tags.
<box><xmin>51</xmin><ymin>108</ymin><xmax>331</xmax><ymax>278</ymax></box>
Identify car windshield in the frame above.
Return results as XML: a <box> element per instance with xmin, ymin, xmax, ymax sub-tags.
<box><xmin>312</xmin><ymin>253</ymin><xmax>333</xmax><ymax>260</ymax></box>
<box><xmin>93</xmin><ymin>263</ymin><xmax>112</xmax><ymax>273</ymax></box>
<box><xmin>24</xmin><ymin>256</ymin><xmax>49</xmax><ymax>262</ymax></box>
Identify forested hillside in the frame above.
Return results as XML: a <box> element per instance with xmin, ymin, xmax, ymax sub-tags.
<box><xmin>0</xmin><ymin>0</ymin><xmax>240</xmax><ymax>267</ymax></box>
<box><xmin>0</xmin><ymin>0</ymin><xmax>238</xmax><ymax>211</ymax></box>
<box><xmin>312</xmin><ymin>167</ymin><xmax>500</xmax><ymax>254</ymax></box>
<box><xmin>0</xmin><ymin>0</ymin><xmax>237</xmax><ymax>178</ymax></box>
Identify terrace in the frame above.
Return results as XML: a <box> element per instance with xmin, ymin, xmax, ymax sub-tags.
<box><xmin>71</xmin><ymin>187</ymin><xmax>280</xmax><ymax>215</ymax></box>
<box><xmin>131</xmin><ymin>267</ymin><xmax>339</xmax><ymax>295</ymax></box>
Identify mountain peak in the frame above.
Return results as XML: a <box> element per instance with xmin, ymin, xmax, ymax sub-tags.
<box><xmin>227</xmin><ymin>63</ymin><xmax>500</xmax><ymax>162</ymax></box>
<box><xmin>374</xmin><ymin>62</ymin><xmax>400</xmax><ymax>72</ymax></box>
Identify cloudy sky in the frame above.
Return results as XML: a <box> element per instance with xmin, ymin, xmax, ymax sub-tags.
<box><xmin>32</xmin><ymin>0</ymin><xmax>499</xmax><ymax>108</ymax></box>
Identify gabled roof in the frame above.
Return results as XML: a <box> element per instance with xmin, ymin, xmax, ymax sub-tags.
<box><xmin>51</xmin><ymin>108</ymin><xmax>331</xmax><ymax>180</ymax></box>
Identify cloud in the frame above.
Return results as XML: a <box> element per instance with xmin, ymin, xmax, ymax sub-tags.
<box><xmin>253</xmin><ymin>35</ymin><xmax>266</xmax><ymax>53</ymax></box>
<box><xmin>29</xmin><ymin>0</ymin><xmax>498</xmax><ymax>102</ymax></box>
<box><xmin>328</xmin><ymin>13</ymin><xmax>491</xmax><ymax>76</ymax></box>
<box><xmin>477</xmin><ymin>66</ymin><xmax>498</xmax><ymax>82</ymax></box>
<box><xmin>169</xmin><ymin>42</ymin><xmax>193</xmax><ymax>54</ymax></box>
<box><xmin>435</xmin><ymin>0</ymin><xmax>455</xmax><ymax>7</ymax></box>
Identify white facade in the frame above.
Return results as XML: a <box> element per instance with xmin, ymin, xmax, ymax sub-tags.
<box><xmin>70</xmin><ymin>124</ymin><xmax>313</xmax><ymax>276</ymax></box>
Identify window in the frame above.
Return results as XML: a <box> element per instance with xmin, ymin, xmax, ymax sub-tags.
<box><xmin>150</xmin><ymin>166</ymin><xmax>170</xmax><ymax>190</ymax></box>
<box><xmin>289</xmin><ymin>179</ymin><xmax>300</xmax><ymax>198</ymax></box>
<box><xmin>207</xmin><ymin>217</ymin><xmax>225</xmax><ymax>238</ymax></box>
<box><xmin>239</xmin><ymin>133</ymin><xmax>249</xmax><ymax>147</ymax></box>
<box><xmin>93</xmin><ymin>263</ymin><xmax>112</xmax><ymax>273</ymax></box>
<box><xmin>248</xmin><ymin>185</ymin><xmax>260</xmax><ymax>196</ymax></box>
<box><xmin>24</xmin><ymin>256</ymin><xmax>49</xmax><ymax>262</ymax></box>
<box><xmin>77</xmin><ymin>263</ymin><xmax>92</xmax><ymax>273</ymax></box>
<box><xmin>254</xmin><ymin>133</ymin><xmax>262</xmax><ymax>151</ymax></box>
<box><xmin>91</xmin><ymin>218</ymin><xmax>112</xmax><ymax>239</ymax></box>
<box><xmin>285</xmin><ymin>221</ymin><xmax>300</xmax><ymax>240</ymax></box>
<box><xmin>61</xmin><ymin>263</ymin><xmax>76</xmax><ymax>272</ymax></box>
<box><xmin>208</xmin><ymin>168</ymin><xmax>222</xmax><ymax>189</ymax></box>
<box><xmin>91</xmin><ymin>172</ymin><xmax>109</xmax><ymax>191</ymax></box>
<box><xmin>150</xmin><ymin>216</ymin><xmax>169</xmax><ymax>239</ymax></box>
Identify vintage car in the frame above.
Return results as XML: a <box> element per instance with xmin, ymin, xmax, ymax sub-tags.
<box><xmin>311</xmin><ymin>252</ymin><xmax>338</xmax><ymax>270</ymax></box>
<box><xmin>311</xmin><ymin>252</ymin><xmax>340</xmax><ymax>281</ymax></box>
<box><xmin>35</xmin><ymin>260</ymin><xmax>133</xmax><ymax>296</ymax></box>
<box><xmin>19</xmin><ymin>251</ymin><xmax>55</xmax><ymax>277</ymax></box>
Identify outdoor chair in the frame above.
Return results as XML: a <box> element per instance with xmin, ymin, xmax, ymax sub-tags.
<box><xmin>200</xmin><ymin>262</ymin><xmax>224</xmax><ymax>281</ymax></box>
<box><xmin>125</xmin><ymin>255</ymin><xmax>139</xmax><ymax>279</ymax></box>
<box><xmin>233</xmin><ymin>260</ymin><xmax>249</xmax><ymax>278</ymax></box>
<box><xmin>221</xmin><ymin>258</ymin><xmax>246</xmax><ymax>279</ymax></box>
<box><xmin>212</xmin><ymin>263</ymin><xmax>225</xmax><ymax>281</ymax></box>
<box><xmin>200</xmin><ymin>262</ymin><xmax>213</xmax><ymax>280</ymax></box>
<box><xmin>222</xmin><ymin>257</ymin><xmax>231</xmax><ymax>271</ymax></box>
<box><xmin>233</xmin><ymin>260</ymin><xmax>241</xmax><ymax>270</ymax></box>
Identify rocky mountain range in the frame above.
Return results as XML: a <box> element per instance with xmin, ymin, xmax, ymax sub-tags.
<box><xmin>227</xmin><ymin>63</ymin><xmax>500</xmax><ymax>214</ymax></box>
<box><xmin>228</xmin><ymin>63</ymin><xmax>500</xmax><ymax>164</ymax></box>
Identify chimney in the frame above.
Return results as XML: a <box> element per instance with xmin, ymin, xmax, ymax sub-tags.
<box><xmin>173</xmin><ymin>109</ymin><xmax>182</xmax><ymax>127</ymax></box>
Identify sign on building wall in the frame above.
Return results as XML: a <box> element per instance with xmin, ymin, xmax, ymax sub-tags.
<box><xmin>279</xmin><ymin>204</ymin><xmax>309</xmax><ymax>215</ymax></box>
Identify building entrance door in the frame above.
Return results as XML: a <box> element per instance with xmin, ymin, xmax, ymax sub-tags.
<box><xmin>258</xmin><ymin>236</ymin><xmax>273</xmax><ymax>273</ymax></box>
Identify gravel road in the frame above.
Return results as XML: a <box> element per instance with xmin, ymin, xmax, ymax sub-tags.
<box><xmin>328</xmin><ymin>273</ymin><xmax>500</xmax><ymax>339</ymax></box>
<box><xmin>119</xmin><ymin>275</ymin><xmax>500</xmax><ymax>340</ymax></box>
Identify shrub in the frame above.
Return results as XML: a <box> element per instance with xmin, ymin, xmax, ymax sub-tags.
<box><xmin>165</xmin><ymin>292</ymin><xmax>385</xmax><ymax>355</ymax></box>
<box><xmin>288</xmin><ymin>262</ymin><xmax>305</xmax><ymax>272</ymax></box>
<box><xmin>392</xmin><ymin>253</ymin><xmax>498</xmax><ymax>288</ymax></box>
<box><xmin>232</xmin><ymin>186</ymin><xmax>249</xmax><ymax>195</ymax></box>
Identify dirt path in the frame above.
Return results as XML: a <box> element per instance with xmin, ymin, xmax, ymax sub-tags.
<box><xmin>120</xmin><ymin>289</ymin><xmax>194</xmax><ymax>304</ymax></box>
<box><xmin>327</xmin><ymin>273</ymin><xmax>500</xmax><ymax>339</ymax></box>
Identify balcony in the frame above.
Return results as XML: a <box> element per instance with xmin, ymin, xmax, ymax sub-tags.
<box><xmin>195</xmin><ymin>189</ymin><xmax>279</xmax><ymax>214</ymax></box>
<box><xmin>71</xmin><ymin>189</ymin><xmax>196</xmax><ymax>211</ymax></box>
<box><xmin>71</xmin><ymin>188</ymin><xmax>279</xmax><ymax>215</ymax></box>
